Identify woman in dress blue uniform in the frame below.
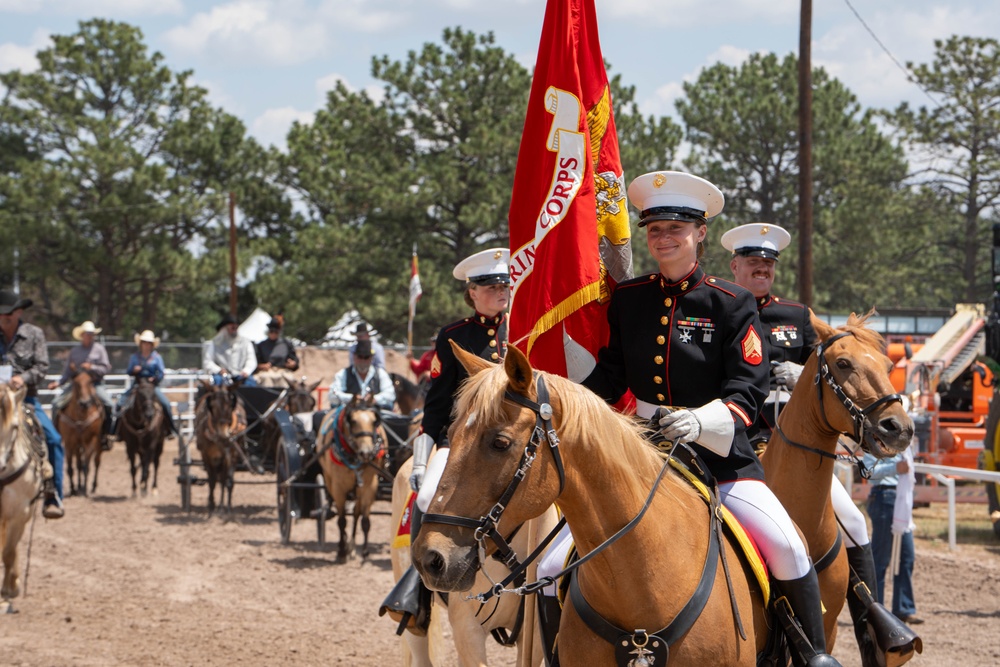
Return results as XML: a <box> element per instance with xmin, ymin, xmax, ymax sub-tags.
<box><xmin>380</xmin><ymin>248</ymin><xmax>510</xmax><ymax>634</ymax></box>
<box><xmin>724</xmin><ymin>222</ymin><xmax>907</xmax><ymax>662</ymax></box>
<box><xmin>579</xmin><ymin>172</ymin><xmax>841</xmax><ymax>667</ymax></box>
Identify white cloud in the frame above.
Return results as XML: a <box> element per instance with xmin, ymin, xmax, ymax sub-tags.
<box><xmin>0</xmin><ymin>29</ymin><xmax>50</xmax><ymax>74</ymax></box>
<box><xmin>0</xmin><ymin>0</ymin><xmax>182</xmax><ymax>14</ymax></box>
<box><xmin>165</xmin><ymin>0</ymin><xmax>328</xmax><ymax>65</ymax></box>
<box><xmin>251</xmin><ymin>106</ymin><xmax>314</xmax><ymax>150</ymax></box>
<box><xmin>601</xmin><ymin>0</ymin><xmax>798</xmax><ymax>26</ymax></box>
<box><xmin>638</xmin><ymin>45</ymin><xmax>753</xmax><ymax>118</ymax></box>
<box><xmin>316</xmin><ymin>0</ymin><xmax>406</xmax><ymax>34</ymax></box>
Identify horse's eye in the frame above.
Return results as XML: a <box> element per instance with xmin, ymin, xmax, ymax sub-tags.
<box><xmin>491</xmin><ymin>436</ymin><xmax>512</xmax><ymax>452</ymax></box>
<box><xmin>836</xmin><ymin>359</ymin><xmax>851</xmax><ymax>371</ymax></box>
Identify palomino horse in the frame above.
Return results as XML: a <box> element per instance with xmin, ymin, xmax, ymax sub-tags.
<box><xmin>391</xmin><ymin>373</ymin><xmax>425</xmax><ymax>416</ymax></box>
<box><xmin>318</xmin><ymin>394</ymin><xmax>386</xmax><ymax>561</ymax></box>
<box><xmin>57</xmin><ymin>372</ymin><xmax>104</xmax><ymax>497</ymax></box>
<box><xmin>0</xmin><ymin>383</ymin><xmax>49</xmax><ymax>605</ymax></box>
<box><xmin>390</xmin><ymin>455</ymin><xmax>557</xmax><ymax>667</ymax></box>
<box><xmin>119</xmin><ymin>377</ymin><xmax>166</xmax><ymax>497</ymax></box>
<box><xmin>194</xmin><ymin>382</ymin><xmax>247</xmax><ymax>515</ymax></box>
<box><xmin>413</xmin><ymin>344</ymin><xmax>769</xmax><ymax>666</ymax></box>
<box><xmin>761</xmin><ymin>311</ymin><xmax>916</xmax><ymax>662</ymax></box>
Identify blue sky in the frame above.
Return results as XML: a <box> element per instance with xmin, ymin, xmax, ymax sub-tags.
<box><xmin>1</xmin><ymin>0</ymin><xmax>996</xmax><ymax>150</ymax></box>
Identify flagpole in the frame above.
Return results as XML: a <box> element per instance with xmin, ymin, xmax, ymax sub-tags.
<box><xmin>408</xmin><ymin>244</ymin><xmax>419</xmax><ymax>356</ymax></box>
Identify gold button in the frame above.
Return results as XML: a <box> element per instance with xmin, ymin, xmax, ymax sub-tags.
<box><xmin>653</xmin><ymin>376</ymin><xmax>663</xmax><ymax>384</ymax></box>
<box><xmin>707</xmin><ymin>278</ymin><xmax>715</xmax><ymax>283</ymax></box>
<box><xmin>480</xmin><ymin>316</ymin><xmax>485</xmax><ymax>323</ymax></box>
<box><xmin>660</xmin><ymin>316</ymin><xmax>669</xmax><ymax>325</ymax></box>
<box><xmin>654</xmin><ymin>355</ymin><xmax>663</xmax><ymax>364</ymax></box>
<box><xmin>664</xmin><ymin>297</ymin><xmax>672</xmax><ymax>307</ymax></box>
<box><xmin>491</xmin><ymin>352</ymin><xmax>499</xmax><ymax>360</ymax></box>
<box><xmin>656</xmin><ymin>335</ymin><xmax>665</xmax><ymax>345</ymax></box>
<box><xmin>487</xmin><ymin>328</ymin><xmax>495</xmax><ymax>336</ymax></box>
<box><xmin>489</xmin><ymin>340</ymin><xmax>497</xmax><ymax>347</ymax></box>
<box><xmin>657</xmin><ymin>393</ymin><xmax>665</xmax><ymax>402</ymax></box>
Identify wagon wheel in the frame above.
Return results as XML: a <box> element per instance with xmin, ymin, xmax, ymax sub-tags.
<box><xmin>178</xmin><ymin>433</ymin><xmax>193</xmax><ymax>513</ymax></box>
<box><xmin>276</xmin><ymin>442</ymin><xmax>294</xmax><ymax>545</ymax></box>
<box><xmin>315</xmin><ymin>477</ymin><xmax>329</xmax><ymax>546</ymax></box>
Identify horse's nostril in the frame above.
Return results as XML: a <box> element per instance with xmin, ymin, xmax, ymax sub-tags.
<box><xmin>879</xmin><ymin>417</ymin><xmax>901</xmax><ymax>434</ymax></box>
<box><xmin>422</xmin><ymin>549</ymin><xmax>446</xmax><ymax>578</ymax></box>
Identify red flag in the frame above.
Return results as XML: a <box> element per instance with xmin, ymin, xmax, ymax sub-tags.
<box><xmin>508</xmin><ymin>0</ymin><xmax>633</xmax><ymax>378</ymax></box>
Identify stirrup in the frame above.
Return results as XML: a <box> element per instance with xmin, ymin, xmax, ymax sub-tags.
<box><xmin>378</xmin><ymin>565</ymin><xmax>432</xmax><ymax>637</ymax></box>
<box><xmin>866</xmin><ymin>602</ymin><xmax>922</xmax><ymax>667</ymax></box>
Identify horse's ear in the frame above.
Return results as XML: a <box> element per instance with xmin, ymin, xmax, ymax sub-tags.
<box><xmin>13</xmin><ymin>383</ymin><xmax>27</xmax><ymax>405</ymax></box>
<box><xmin>200</xmin><ymin>379</ymin><xmax>213</xmax><ymax>390</ymax></box>
<box><xmin>450</xmin><ymin>340</ymin><xmax>492</xmax><ymax>376</ymax></box>
<box><xmin>308</xmin><ymin>379</ymin><xmax>322</xmax><ymax>393</ymax></box>
<box><xmin>810</xmin><ymin>309</ymin><xmax>837</xmax><ymax>343</ymax></box>
<box><xmin>503</xmin><ymin>345</ymin><xmax>533</xmax><ymax>396</ymax></box>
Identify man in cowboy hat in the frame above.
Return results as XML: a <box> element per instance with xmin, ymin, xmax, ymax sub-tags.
<box><xmin>203</xmin><ymin>313</ymin><xmax>258</xmax><ymax>386</ymax></box>
<box><xmin>115</xmin><ymin>330</ymin><xmax>180</xmax><ymax>437</ymax></box>
<box><xmin>49</xmin><ymin>320</ymin><xmax>114</xmax><ymax>450</ymax></box>
<box><xmin>0</xmin><ymin>288</ymin><xmax>65</xmax><ymax>518</ymax></box>
<box><xmin>349</xmin><ymin>321</ymin><xmax>386</xmax><ymax>370</ymax></box>
<box><xmin>254</xmin><ymin>316</ymin><xmax>300</xmax><ymax>388</ymax></box>
<box><xmin>329</xmin><ymin>339</ymin><xmax>394</xmax><ymax>411</ymax></box>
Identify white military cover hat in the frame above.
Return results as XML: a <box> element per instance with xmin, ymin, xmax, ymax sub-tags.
<box><xmin>453</xmin><ymin>248</ymin><xmax>511</xmax><ymax>286</ymax></box>
<box><xmin>627</xmin><ymin>171</ymin><xmax>724</xmax><ymax>227</ymax></box>
<box><xmin>72</xmin><ymin>320</ymin><xmax>102</xmax><ymax>340</ymax></box>
<box><xmin>720</xmin><ymin>223</ymin><xmax>791</xmax><ymax>261</ymax></box>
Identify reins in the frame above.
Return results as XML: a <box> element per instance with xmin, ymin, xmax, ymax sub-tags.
<box><xmin>775</xmin><ymin>331</ymin><xmax>902</xmax><ymax>480</ymax></box>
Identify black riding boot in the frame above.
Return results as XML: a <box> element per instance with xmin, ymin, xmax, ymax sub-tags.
<box><xmin>846</xmin><ymin>544</ymin><xmax>922</xmax><ymax>667</ymax></box>
<box><xmin>775</xmin><ymin>567</ymin><xmax>842</xmax><ymax>667</ymax></box>
<box><xmin>379</xmin><ymin>565</ymin><xmax>433</xmax><ymax>636</ymax></box>
<box><xmin>101</xmin><ymin>409</ymin><xmax>114</xmax><ymax>451</ymax></box>
<box><xmin>537</xmin><ymin>594</ymin><xmax>562</xmax><ymax>666</ymax></box>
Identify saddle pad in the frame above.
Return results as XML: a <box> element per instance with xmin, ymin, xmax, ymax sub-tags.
<box><xmin>668</xmin><ymin>458</ymin><xmax>770</xmax><ymax>602</ymax></box>
<box><xmin>392</xmin><ymin>491</ymin><xmax>417</xmax><ymax>550</ymax></box>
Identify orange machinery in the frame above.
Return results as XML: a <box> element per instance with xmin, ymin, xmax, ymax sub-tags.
<box><xmin>888</xmin><ymin>304</ymin><xmax>994</xmax><ymax>469</ymax></box>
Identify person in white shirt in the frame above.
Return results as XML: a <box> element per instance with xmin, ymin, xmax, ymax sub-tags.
<box><xmin>329</xmin><ymin>340</ymin><xmax>394</xmax><ymax>411</ymax></box>
<box><xmin>203</xmin><ymin>313</ymin><xmax>258</xmax><ymax>386</ymax></box>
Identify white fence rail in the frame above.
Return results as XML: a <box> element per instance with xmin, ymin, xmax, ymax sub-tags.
<box><xmin>836</xmin><ymin>459</ymin><xmax>1000</xmax><ymax>551</ymax></box>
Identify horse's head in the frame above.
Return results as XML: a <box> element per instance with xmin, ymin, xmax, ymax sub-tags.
<box><xmin>342</xmin><ymin>394</ymin><xmax>384</xmax><ymax>462</ymax></box>
<box><xmin>413</xmin><ymin>343</ymin><xmax>573</xmax><ymax>592</ymax></box>
<box><xmin>285</xmin><ymin>377</ymin><xmax>319</xmax><ymax>414</ymax></box>
<box><xmin>391</xmin><ymin>372</ymin><xmax>423</xmax><ymax>415</ymax></box>
<box><xmin>0</xmin><ymin>382</ymin><xmax>28</xmax><ymax>470</ymax></box>
<box><xmin>133</xmin><ymin>377</ymin><xmax>159</xmax><ymax>423</ymax></box>
<box><xmin>200</xmin><ymin>384</ymin><xmax>239</xmax><ymax>438</ymax></box>
<box><xmin>71</xmin><ymin>371</ymin><xmax>98</xmax><ymax>408</ymax></box>
<box><xmin>807</xmin><ymin>310</ymin><xmax>913</xmax><ymax>457</ymax></box>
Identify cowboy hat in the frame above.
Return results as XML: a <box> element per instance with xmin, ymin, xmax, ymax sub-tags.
<box><xmin>134</xmin><ymin>330</ymin><xmax>161</xmax><ymax>348</ymax></box>
<box><xmin>216</xmin><ymin>313</ymin><xmax>239</xmax><ymax>331</ymax></box>
<box><xmin>72</xmin><ymin>321</ymin><xmax>103</xmax><ymax>340</ymax></box>
<box><xmin>0</xmin><ymin>289</ymin><xmax>33</xmax><ymax>315</ymax></box>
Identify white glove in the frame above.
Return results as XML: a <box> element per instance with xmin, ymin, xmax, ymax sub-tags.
<box><xmin>772</xmin><ymin>361</ymin><xmax>804</xmax><ymax>390</ymax></box>
<box><xmin>409</xmin><ymin>433</ymin><xmax>434</xmax><ymax>492</ymax></box>
<box><xmin>659</xmin><ymin>409</ymin><xmax>701</xmax><ymax>443</ymax></box>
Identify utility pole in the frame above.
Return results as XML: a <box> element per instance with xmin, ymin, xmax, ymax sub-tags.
<box><xmin>798</xmin><ymin>0</ymin><xmax>814</xmax><ymax>307</ymax></box>
<box><xmin>229</xmin><ymin>192</ymin><xmax>238</xmax><ymax>317</ymax></box>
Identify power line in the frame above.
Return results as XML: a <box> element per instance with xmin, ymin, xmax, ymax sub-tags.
<box><xmin>841</xmin><ymin>0</ymin><xmax>941</xmax><ymax>108</ymax></box>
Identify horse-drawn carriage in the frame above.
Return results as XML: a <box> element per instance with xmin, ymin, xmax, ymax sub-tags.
<box><xmin>176</xmin><ymin>377</ymin><xmax>418</xmax><ymax>551</ymax></box>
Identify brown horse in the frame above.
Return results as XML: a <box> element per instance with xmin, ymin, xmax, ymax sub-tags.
<box><xmin>412</xmin><ymin>344</ymin><xmax>769</xmax><ymax>666</ymax></box>
<box><xmin>194</xmin><ymin>381</ymin><xmax>247</xmax><ymax>515</ymax></box>
<box><xmin>57</xmin><ymin>372</ymin><xmax>104</xmax><ymax>497</ymax></box>
<box><xmin>318</xmin><ymin>394</ymin><xmax>386</xmax><ymax>561</ymax></box>
<box><xmin>761</xmin><ymin>311</ymin><xmax>918</xmax><ymax>663</ymax></box>
<box><xmin>391</xmin><ymin>373</ymin><xmax>425</xmax><ymax>416</ymax></box>
<box><xmin>0</xmin><ymin>383</ymin><xmax>49</xmax><ymax>605</ymax></box>
<box><xmin>119</xmin><ymin>377</ymin><xmax>166</xmax><ymax>498</ymax></box>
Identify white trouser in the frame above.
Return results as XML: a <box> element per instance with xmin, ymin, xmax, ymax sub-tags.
<box><xmin>537</xmin><ymin>523</ymin><xmax>574</xmax><ymax>596</ymax></box>
<box><xmin>832</xmin><ymin>472</ymin><xmax>869</xmax><ymax>547</ymax></box>
<box><xmin>719</xmin><ymin>479</ymin><xmax>812</xmax><ymax>580</ymax></box>
<box><xmin>416</xmin><ymin>448</ymin><xmax>450</xmax><ymax>513</ymax></box>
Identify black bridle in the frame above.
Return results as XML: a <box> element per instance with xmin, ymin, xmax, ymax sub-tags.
<box><xmin>776</xmin><ymin>331</ymin><xmax>903</xmax><ymax>477</ymax></box>
<box><xmin>421</xmin><ymin>375</ymin><xmax>566</xmax><ymax>574</ymax></box>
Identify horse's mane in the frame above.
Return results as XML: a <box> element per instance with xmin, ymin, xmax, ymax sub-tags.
<box><xmin>453</xmin><ymin>366</ymin><xmax>666</xmax><ymax>492</ymax></box>
<box><xmin>840</xmin><ymin>310</ymin><xmax>888</xmax><ymax>355</ymax></box>
<box><xmin>0</xmin><ymin>385</ymin><xmax>16</xmax><ymax>431</ymax></box>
